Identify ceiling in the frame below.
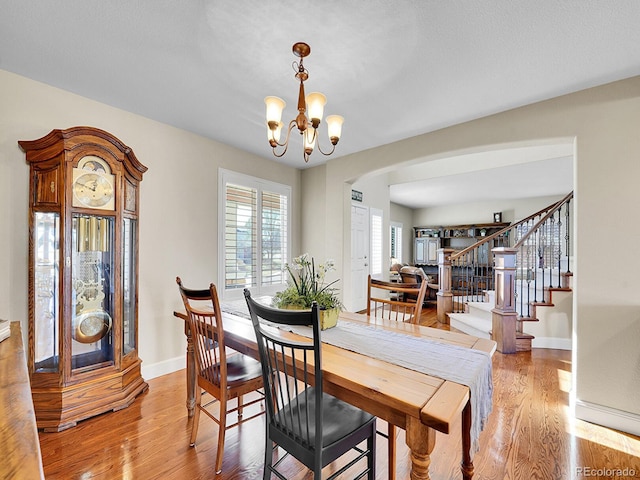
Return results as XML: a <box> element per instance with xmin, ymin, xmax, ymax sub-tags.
<box><xmin>1</xmin><ymin>1</ymin><xmax>638</xmax><ymax>207</ymax></box>
<box><xmin>388</xmin><ymin>144</ymin><xmax>574</xmax><ymax>209</ymax></box>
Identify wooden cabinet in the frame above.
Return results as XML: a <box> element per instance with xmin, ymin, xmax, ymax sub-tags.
<box><xmin>414</xmin><ymin>223</ymin><xmax>509</xmax><ymax>265</ymax></box>
<box><xmin>414</xmin><ymin>237</ymin><xmax>440</xmax><ymax>264</ymax></box>
<box><xmin>19</xmin><ymin>127</ymin><xmax>148</xmax><ymax>431</ymax></box>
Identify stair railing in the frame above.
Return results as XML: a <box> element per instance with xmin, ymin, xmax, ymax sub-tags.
<box><xmin>510</xmin><ymin>191</ymin><xmax>573</xmax><ymax>319</ymax></box>
<box><xmin>438</xmin><ymin>192</ymin><xmax>573</xmax><ymax>319</ymax></box>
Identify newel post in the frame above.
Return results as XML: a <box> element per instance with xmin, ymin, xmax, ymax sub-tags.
<box><xmin>436</xmin><ymin>248</ymin><xmax>454</xmax><ymax>324</ymax></box>
<box><xmin>491</xmin><ymin>247</ymin><xmax>518</xmax><ymax>353</ymax></box>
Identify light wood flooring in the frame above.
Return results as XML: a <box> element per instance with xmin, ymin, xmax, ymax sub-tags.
<box><xmin>39</xmin><ymin>307</ymin><xmax>640</xmax><ymax>479</ymax></box>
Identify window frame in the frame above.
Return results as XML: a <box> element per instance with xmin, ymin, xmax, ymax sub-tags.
<box><xmin>390</xmin><ymin>221</ymin><xmax>403</xmax><ymax>264</ymax></box>
<box><xmin>218</xmin><ymin>168</ymin><xmax>291</xmax><ymax>301</ymax></box>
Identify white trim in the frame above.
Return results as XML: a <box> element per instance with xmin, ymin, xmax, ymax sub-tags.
<box><xmin>218</xmin><ymin>168</ymin><xmax>291</xmax><ymax>301</ymax></box>
<box><xmin>574</xmin><ymin>399</ymin><xmax>640</xmax><ymax>437</ymax></box>
<box><xmin>141</xmin><ymin>354</ymin><xmax>185</xmax><ymax>380</ymax></box>
<box><xmin>531</xmin><ymin>337</ymin><xmax>572</xmax><ymax>350</ymax></box>
<box><xmin>370</xmin><ymin>208</ymin><xmax>383</xmax><ymax>276</ymax></box>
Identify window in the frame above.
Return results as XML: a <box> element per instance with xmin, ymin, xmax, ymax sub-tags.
<box><xmin>370</xmin><ymin>209</ymin><xmax>383</xmax><ymax>276</ymax></box>
<box><xmin>219</xmin><ymin>169</ymin><xmax>290</xmax><ymax>299</ymax></box>
<box><xmin>390</xmin><ymin>222</ymin><xmax>403</xmax><ymax>263</ymax></box>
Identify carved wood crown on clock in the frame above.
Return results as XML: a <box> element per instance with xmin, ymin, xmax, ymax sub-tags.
<box><xmin>19</xmin><ymin>126</ymin><xmax>149</xmax><ymax>432</ymax></box>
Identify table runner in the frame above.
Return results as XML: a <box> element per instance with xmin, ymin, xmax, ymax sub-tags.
<box><xmin>222</xmin><ymin>300</ymin><xmax>492</xmax><ymax>454</ymax></box>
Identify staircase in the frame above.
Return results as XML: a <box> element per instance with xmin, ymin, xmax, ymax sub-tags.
<box><xmin>437</xmin><ymin>192</ymin><xmax>574</xmax><ymax>353</ymax></box>
<box><xmin>449</xmin><ymin>274</ymin><xmax>573</xmax><ymax>351</ymax></box>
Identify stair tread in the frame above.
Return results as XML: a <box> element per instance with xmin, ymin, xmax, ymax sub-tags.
<box><xmin>447</xmin><ymin>313</ymin><xmax>492</xmax><ymax>339</ymax></box>
<box><xmin>466</xmin><ymin>301</ymin><xmax>493</xmax><ymax>312</ymax></box>
<box><xmin>517</xmin><ymin>332</ymin><xmax>535</xmax><ymax>340</ymax></box>
<box><xmin>531</xmin><ymin>301</ymin><xmax>553</xmax><ymax>307</ymax></box>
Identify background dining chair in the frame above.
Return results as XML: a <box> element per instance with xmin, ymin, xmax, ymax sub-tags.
<box><xmin>366</xmin><ymin>274</ymin><xmax>427</xmax><ymax>323</ymax></box>
<box><xmin>366</xmin><ymin>274</ymin><xmax>427</xmax><ymax>479</ymax></box>
<box><xmin>244</xmin><ymin>289</ymin><xmax>376</xmax><ymax>480</ymax></box>
<box><xmin>400</xmin><ymin>265</ymin><xmax>439</xmax><ymax>304</ymax></box>
<box><xmin>177</xmin><ymin>277</ymin><xmax>264</xmax><ymax>475</ymax></box>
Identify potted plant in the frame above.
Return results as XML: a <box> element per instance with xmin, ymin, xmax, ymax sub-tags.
<box><xmin>272</xmin><ymin>253</ymin><xmax>342</xmax><ymax>329</ymax></box>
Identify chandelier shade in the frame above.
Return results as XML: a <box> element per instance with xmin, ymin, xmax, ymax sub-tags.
<box><xmin>265</xmin><ymin>96</ymin><xmax>285</xmax><ymax>125</ymax></box>
<box><xmin>264</xmin><ymin>42</ymin><xmax>343</xmax><ymax>163</ymax></box>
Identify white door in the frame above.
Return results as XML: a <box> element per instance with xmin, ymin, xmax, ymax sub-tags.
<box><xmin>351</xmin><ymin>205</ymin><xmax>369</xmax><ymax>312</ymax></box>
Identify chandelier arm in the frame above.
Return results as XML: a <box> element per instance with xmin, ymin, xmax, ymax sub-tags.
<box><xmin>270</xmin><ymin>121</ymin><xmax>297</xmax><ymax>157</ymax></box>
<box><xmin>315</xmin><ymin>135</ymin><xmax>337</xmax><ymax>156</ymax></box>
<box><xmin>270</xmin><ymin>120</ymin><xmax>296</xmax><ymax>148</ymax></box>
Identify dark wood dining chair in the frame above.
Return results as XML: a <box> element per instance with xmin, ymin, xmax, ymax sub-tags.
<box><xmin>366</xmin><ymin>274</ymin><xmax>427</xmax><ymax>479</ymax></box>
<box><xmin>244</xmin><ymin>289</ymin><xmax>376</xmax><ymax>480</ymax></box>
<box><xmin>176</xmin><ymin>277</ymin><xmax>264</xmax><ymax>475</ymax></box>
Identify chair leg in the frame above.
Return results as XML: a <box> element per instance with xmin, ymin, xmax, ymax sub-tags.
<box><xmin>215</xmin><ymin>396</ymin><xmax>228</xmax><ymax>474</ymax></box>
<box><xmin>237</xmin><ymin>394</ymin><xmax>244</xmax><ymax>419</ymax></box>
<box><xmin>263</xmin><ymin>436</ymin><xmax>273</xmax><ymax>480</ymax></box>
<box><xmin>368</xmin><ymin>423</ymin><xmax>376</xmax><ymax>480</ymax></box>
<box><xmin>189</xmin><ymin>389</ymin><xmax>202</xmax><ymax>447</ymax></box>
<box><xmin>388</xmin><ymin>424</ymin><xmax>396</xmax><ymax>480</ymax></box>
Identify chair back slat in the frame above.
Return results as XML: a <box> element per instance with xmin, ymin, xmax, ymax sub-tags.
<box><xmin>367</xmin><ymin>275</ymin><xmax>427</xmax><ymax>323</ymax></box>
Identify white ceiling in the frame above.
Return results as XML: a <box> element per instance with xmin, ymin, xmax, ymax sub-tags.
<box><xmin>1</xmin><ymin>1</ymin><xmax>637</xmax><ymax>207</ymax></box>
<box><xmin>388</xmin><ymin>143</ymin><xmax>575</xmax><ymax>208</ymax></box>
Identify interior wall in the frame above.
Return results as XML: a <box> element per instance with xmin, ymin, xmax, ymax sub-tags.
<box><xmin>300</xmin><ymin>164</ymin><xmax>327</xmax><ymax>260</ymax></box>
<box><xmin>302</xmin><ymin>76</ymin><xmax>640</xmax><ymax>435</ymax></box>
<box><xmin>0</xmin><ymin>69</ymin><xmax>301</xmax><ymax>378</ymax></box>
<box><xmin>412</xmin><ymin>194</ymin><xmax>566</xmax><ymax>226</ymax></box>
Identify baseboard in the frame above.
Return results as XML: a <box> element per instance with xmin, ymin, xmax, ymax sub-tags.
<box><xmin>574</xmin><ymin>399</ymin><xmax>640</xmax><ymax>437</ymax></box>
<box><xmin>141</xmin><ymin>355</ymin><xmax>185</xmax><ymax>381</ymax></box>
<box><xmin>531</xmin><ymin>336</ymin><xmax>572</xmax><ymax>350</ymax></box>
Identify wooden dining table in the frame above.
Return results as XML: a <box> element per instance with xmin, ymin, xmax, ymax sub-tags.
<box><xmin>174</xmin><ymin>308</ymin><xmax>496</xmax><ymax>480</ymax></box>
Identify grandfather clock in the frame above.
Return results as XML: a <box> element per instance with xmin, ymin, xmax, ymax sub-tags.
<box><xmin>19</xmin><ymin>127</ymin><xmax>148</xmax><ymax>431</ymax></box>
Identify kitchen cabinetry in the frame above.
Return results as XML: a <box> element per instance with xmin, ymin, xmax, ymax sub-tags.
<box><xmin>414</xmin><ymin>223</ymin><xmax>509</xmax><ymax>265</ymax></box>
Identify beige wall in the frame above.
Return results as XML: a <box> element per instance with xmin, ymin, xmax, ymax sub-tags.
<box><xmin>300</xmin><ymin>164</ymin><xmax>327</xmax><ymax>259</ymax></box>
<box><xmin>413</xmin><ymin>194</ymin><xmax>566</xmax><ymax>227</ymax></box>
<box><xmin>0</xmin><ymin>69</ymin><xmax>301</xmax><ymax>377</ymax></box>
<box><xmin>302</xmin><ymin>76</ymin><xmax>640</xmax><ymax>435</ymax></box>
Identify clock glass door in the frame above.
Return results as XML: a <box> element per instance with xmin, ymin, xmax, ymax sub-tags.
<box><xmin>33</xmin><ymin>212</ymin><xmax>60</xmax><ymax>373</ymax></box>
<box><xmin>122</xmin><ymin>217</ymin><xmax>137</xmax><ymax>356</ymax></box>
<box><xmin>71</xmin><ymin>213</ymin><xmax>115</xmax><ymax>372</ymax></box>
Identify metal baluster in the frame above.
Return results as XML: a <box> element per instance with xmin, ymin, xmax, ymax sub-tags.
<box><xmin>565</xmin><ymin>197</ymin><xmax>572</xmax><ymax>275</ymax></box>
<box><xmin>549</xmin><ymin>212</ymin><xmax>556</xmax><ymax>288</ymax></box>
<box><xmin>555</xmin><ymin>209</ymin><xmax>562</xmax><ymax>287</ymax></box>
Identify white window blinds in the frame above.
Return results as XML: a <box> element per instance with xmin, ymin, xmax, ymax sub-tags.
<box><xmin>220</xmin><ymin>170</ymin><xmax>290</xmax><ymax>298</ymax></box>
<box><xmin>224</xmin><ymin>183</ymin><xmax>257</xmax><ymax>290</ymax></box>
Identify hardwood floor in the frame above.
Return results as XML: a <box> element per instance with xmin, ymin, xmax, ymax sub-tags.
<box><xmin>39</xmin><ymin>307</ymin><xmax>640</xmax><ymax>479</ymax></box>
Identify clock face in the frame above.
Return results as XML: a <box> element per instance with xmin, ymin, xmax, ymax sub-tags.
<box><xmin>73</xmin><ymin>173</ymin><xmax>114</xmax><ymax>208</ymax></box>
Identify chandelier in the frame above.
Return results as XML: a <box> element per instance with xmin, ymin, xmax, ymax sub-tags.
<box><xmin>265</xmin><ymin>42</ymin><xmax>344</xmax><ymax>163</ymax></box>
